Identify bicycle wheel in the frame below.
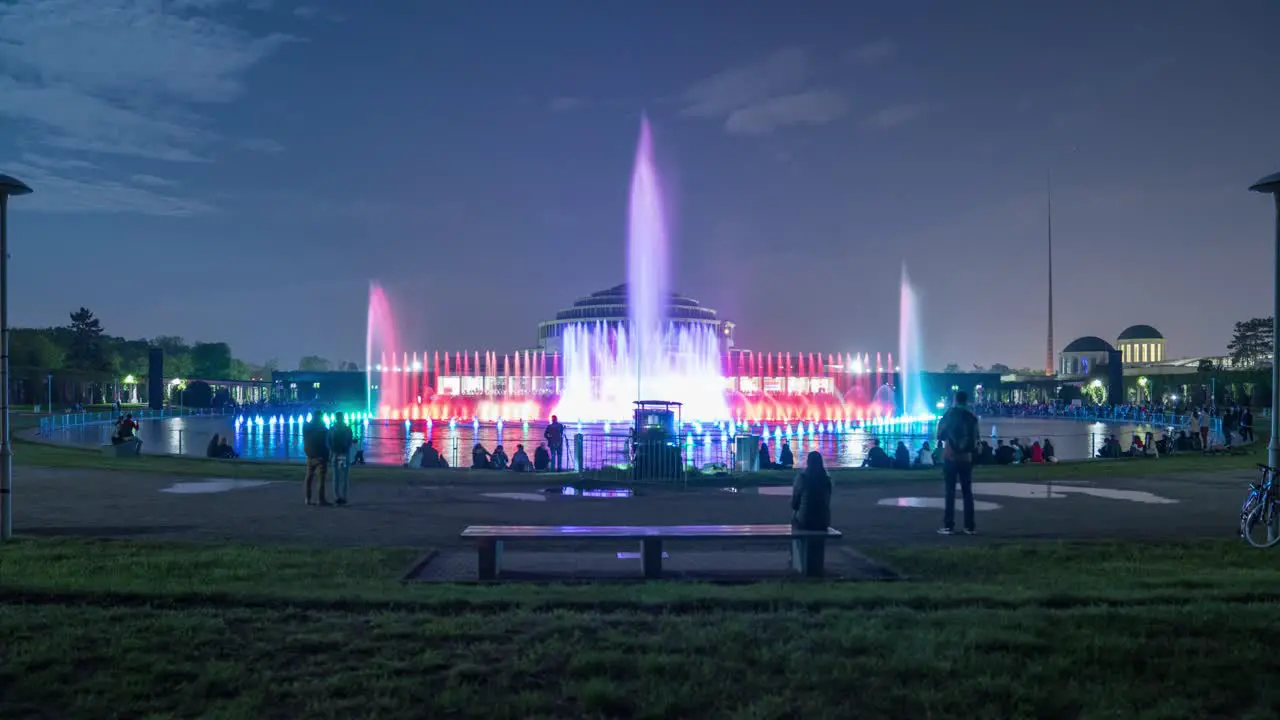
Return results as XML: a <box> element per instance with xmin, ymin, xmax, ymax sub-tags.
<box><xmin>1243</xmin><ymin>502</ymin><xmax>1280</xmax><ymax>549</ymax></box>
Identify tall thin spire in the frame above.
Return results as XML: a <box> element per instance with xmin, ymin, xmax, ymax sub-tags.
<box><xmin>1046</xmin><ymin>170</ymin><xmax>1055</xmax><ymax>376</ymax></box>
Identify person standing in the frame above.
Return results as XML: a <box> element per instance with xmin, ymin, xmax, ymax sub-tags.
<box><xmin>327</xmin><ymin>411</ymin><xmax>355</xmax><ymax>506</ymax></box>
<box><xmin>302</xmin><ymin>414</ymin><xmax>331</xmax><ymax>506</ymax></box>
<box><xmin>544</xmin><ymin>414</ymin><xmax>566</xmax><ymax>471</ymax></box>
<box><xmin>937</xmin><ymin>391</ymin><xmax>979</xmax><ymax>535</ymax></box>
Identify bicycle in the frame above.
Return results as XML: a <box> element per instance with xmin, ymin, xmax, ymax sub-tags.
<box><xmin>1240</xmin><ymin>463</ymin><xmax>1280</xmax><ymax>548</ymax></box>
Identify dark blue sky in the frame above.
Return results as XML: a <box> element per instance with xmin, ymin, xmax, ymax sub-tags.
<box><xmin>2</xmin><ymin>0</ymin><xmax>1278</xmax><ymax>369</ymax></box>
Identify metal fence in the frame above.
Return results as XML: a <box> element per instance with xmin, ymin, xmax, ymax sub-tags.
<box><xmin>36</xmin><ymin>407</ymin><xmax>235</xmax><ymax>436</ymax></box>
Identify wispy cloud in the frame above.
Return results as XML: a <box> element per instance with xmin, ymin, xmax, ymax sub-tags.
<box><xmin>848</xmin><ymin>39</ymin><xmax>896</xmax><ymax>66</ymax></box>
<box><xmin>20</xmin><ymin>153</ymin><xmax>97</xmax><ymax>171</ymax></box>
<box><xmin>0</xmin><ymin>0</ymin><xmax>296</xmax><ymax>163</ymax></box>
<box><xmin>239</xmin><ymin>137</ymin><xmax>286</xmax><ymax>154</ymax></box>
<box><xmin>2</xmin><ymin>162</ymin><xmax>215</xmax><ymax>217</ymax></box>
<box><xmin>549</xmin><ymin>97</ymin><xmax>588</xmax><ymax>112</ymax></box>
<box><xmin>864</xmin><ymin>102</ymin><xmax>929</xmax><ymax>129</ymax></box>
<box><xmin>724</xmin><ymin>91</ymin><xmax>849</xmax><ymax>136</ymax></box>
<box><xmin>130</xmin><ymin>174</ymin><xmax>180</xmax><ymax>188</ymax></box>
<box><xmin>293</xmin><ymin>5</ymin><xmax>344</xmax><ymax>22</ymax></box>
<box><xmin>677</xmin><ymin>48</ymin><xmax>850</xmax><ymax>136</ymax></box>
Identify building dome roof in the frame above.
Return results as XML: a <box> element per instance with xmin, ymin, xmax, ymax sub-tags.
<box><xmin>554</xmin><ymin>284</ymin><xmax>718</xmax><ymax>322</ymax></box>
<box><xmin>1062</xmin><ymin>336</ymin><xmax>1115</xmax><ymax>353</ymax></box>
<box><xmin>1117</xmin><ymin>324</ymin><xmax>1164</xmax><ymax>341</ymax></box>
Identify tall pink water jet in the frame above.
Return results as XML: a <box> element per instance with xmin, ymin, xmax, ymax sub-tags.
<box><xmin>366</xmin><ymin>282</ymin><xmax>402</xmax><ymax>416</ymax></box>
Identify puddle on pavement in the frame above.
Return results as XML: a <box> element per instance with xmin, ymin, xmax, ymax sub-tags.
<box><xmin>161</xmin><ymin>479</ymin><xmax>273</xmax><ymax>494</ymax></box>
<box><xmin>481</xmin><ymin>492</ymin><xmax>547</xmax><ymax>502</ymax></box>
<box><xmin>720</xmin><ymin>486</ymin><xmax>790</xmax><ymax>496</ymax></box>
<box><xmin>879</xmin><ymin>497</ymin><xmax>1003</xmax><ymax>511</ymax></box>
<box><xmin>548</xmin><ymin>487</ymin><xmax>635</xmax><ymax>498</ymax></box>
<box><xmin>618</xmin><ymin>551</ymin><xmax>670</xmax><ymax>560</ymax></box>
<box><xmin>970</xmin><ymin>482</ymin><xmax>1177</xmax><ymax>505</ymax></box>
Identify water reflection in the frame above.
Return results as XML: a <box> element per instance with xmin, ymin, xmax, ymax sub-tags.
<box><xmin>49</xmin><ymin>416</ymin><xmax>1167</xmax><ymax>470</ymax></box>
<box><xmin>878</xmin><ymin>497</ymin><xmax>1003</xmax><ymax>511</ymax></box>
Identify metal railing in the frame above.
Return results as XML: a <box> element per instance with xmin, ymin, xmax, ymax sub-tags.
<box><xmin>36</xmin><ymin>407</ymin><xmax>235</xmax><ymax>436</ymax></box>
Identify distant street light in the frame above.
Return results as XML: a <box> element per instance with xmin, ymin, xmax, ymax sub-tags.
<box><xmin>1250</xmin><ymin>172</ymin><xmax>1280</xmax><ymax>475</ymax></box>
<box><xmin>0</xmin><ymin>173</ymin><xmax>33</xmax><ymax>542</ymax></box>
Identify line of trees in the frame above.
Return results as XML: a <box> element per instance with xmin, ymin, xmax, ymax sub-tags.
<box><xmin>7</xmin><ymin>307</ymin><xmax>356</xmax><ymax>406</ymax></box>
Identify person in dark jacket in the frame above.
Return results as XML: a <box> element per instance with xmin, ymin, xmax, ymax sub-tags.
<box><xmin>302</xmin><ymin>415</ymin><xmax>331</xmax><ymax>506</ymax></box>
<box><xmin>791</xmin><ymin>451</ymin><xmax>832</xmax><ymax>531</ymax></box>
<box><xmin>936</xmin><ymin>391</ymin><xmax>979</xmax><ymax>535</ymax></box>
<box><xmin>533</xmin><ymin>443</ymin><xmax>551</xmax><ymax>471</ymax></box>
<box><xmin>327</xmin><ymin>412</ymin><xmax>355</xmax><ymax>505</ymax></box>
<box><xmin>777</xmin><ymin>441</ymin><xmax>794</xmax><ymax>469</ymax></box>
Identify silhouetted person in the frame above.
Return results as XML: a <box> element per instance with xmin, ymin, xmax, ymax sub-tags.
<box><xmin>759</xmin><ymin>441</ymin><xmax>775</xmax><ymax>470</ymax></box>
<box><xmin>327</xmin><ymin>411</ymin><xmax>355</xmax><ymax>505</ymax></box>
<box><xmin>861</xmin><ymin>439</ymin><xmax>891</xmax><ymax>468</ymax></box>
<box><xmin>216</xmin><ymin>438</ymin><xmax>238</xmax><ymax>459</ymax></box>
<box><xmin>544</xmin><ymin>415</ymin><xmax>566</xmax><ymax>471</ymax></box>
<box><xmin>893</xmin><ymin>441</ymin><xmax>911</xmax><ymax>469</ymax></box>
<box><xmin>937</xmin><ymin>391</ymin><xmax>978</xmax><ymax>536</ymax></box>
<box><xmin>534</xmin><ymin>443</ymin><xmax>550</xmax><ymax>471</ymax></box>
<box><xmin>302</xmin><ymin>415</ymin><xmax>330</xmax><ymax>506</ymax></box>
<box><xmin>791</xmin><ymin>450</ymin><xmax>832</xmax><ymax>531</ymax></box>
<box><xmin>206</xmin><ymin>433</ymin><xmax>221</xmax><ymax>458</ymax></box>
<box><xmin>778</xmin><ymin>441</ymin><xmax>794</xmax><ymax>469</ymax></box>
<box><xmin>994</xmin><ymin>439</ymin><xmax>1014</xmax><ymax>465</ymax></box>
<box><xmin>471</xmin><ymin>443</ymin><xmax>492</xmax><ymax>469</ymax></box>
<box><xmin>1042</xmin><ymin>438</ymin><xmax>1056</xmax><ymax>461</ymax></box>
<box><xmin>491</xmin><ymin>445</ymin><xmax>509</xmax><ymax>470</ymax></box>
<box><xmin>511</xmin><ymin>443</ymin><xmax>532</xmax><ymax>472</ymax></box>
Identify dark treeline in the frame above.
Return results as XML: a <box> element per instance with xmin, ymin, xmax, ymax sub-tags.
<box><xmin>9</xmin><ymin>307</ymin><xmax>276</xmax><ymax>406</ymax></box>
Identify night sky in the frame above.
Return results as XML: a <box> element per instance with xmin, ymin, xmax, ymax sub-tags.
<box><xmin>2</xmin><ymin>0</ymin><xmax>1278</xmax><ymax>370</ymax></box>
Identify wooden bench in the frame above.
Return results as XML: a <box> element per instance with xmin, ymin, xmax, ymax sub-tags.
<box><xmin>460</xmin><ymin>524</ymin><xmax>843</xmax><ymax>580</ymax></box>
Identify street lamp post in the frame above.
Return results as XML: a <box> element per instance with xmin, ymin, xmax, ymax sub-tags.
<box><xmin>1</xmin><ymin>173</ymin><xmax>33</xmax><ymax>541</ymax></box>
<box><xmin>1249</xmin><ymin>171</ymin><xmax>1280</xmax><ymax>475</ymax></box>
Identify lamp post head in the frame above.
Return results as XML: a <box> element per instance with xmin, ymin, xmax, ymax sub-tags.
<box><xmin>0</xmin><ymin>174</ymin><xmax>32</xmax><ymax>198</ymax></box>
<box><xmin>1250</xmin><ymin>171</ymin><xmax>1280</xmax><ymax>195</ymax></box>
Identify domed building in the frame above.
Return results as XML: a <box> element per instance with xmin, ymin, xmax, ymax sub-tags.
<box><xmin>536</xmin><ymin>284</ymin><xmax>735</xmax><ymax>354</ymax></box>
<box><xmin>1116</xmin><ymin>325</ymin><xmax>1165</xmax><ymax>365</ymax></box>
<box><xmin>1058</xmin><ymin>336</ymin><xmax>1114</xmax><ymax>376</ymax></box>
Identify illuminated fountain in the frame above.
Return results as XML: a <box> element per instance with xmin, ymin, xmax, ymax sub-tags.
<box><xmin>898</xmin><ymin>265</ymin><xmax>929</xmax><ymax>417</ymax></box>
<box><xmin>554</xmin><ymin>117</ymin><xmax>730</xmax><ymax>422</ymax></box>
<box><xmin>357</xmin><ymin>119</ymin><xmax>929</xmax><ymax>425</ymax></box>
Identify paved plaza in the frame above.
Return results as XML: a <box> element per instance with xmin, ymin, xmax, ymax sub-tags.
<box><xmin>13</xmin><ymin>464</ymin><xmax>1249</xmax><ymax>549</ymax></box>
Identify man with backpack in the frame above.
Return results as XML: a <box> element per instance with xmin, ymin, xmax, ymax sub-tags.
<box><xmin>327</xmin><ymin>411</ymin><xmax>355</xmax><ymax>506</ymax></box>
<box><xmin>936</xmin><ymin>391</ymin><xmax>979</xmax><ymax>535</ymax></box>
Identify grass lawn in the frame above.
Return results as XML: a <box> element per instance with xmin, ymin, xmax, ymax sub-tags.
<box><xmin>2</xmin><ymin>538</ymin><xmax>1279</xmax><ymax>718</ymax></box>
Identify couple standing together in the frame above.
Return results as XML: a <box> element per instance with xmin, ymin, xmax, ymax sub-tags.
<box><xmin>302</xmin><ymin>412</ymin><xmax>356</xmax><ymax>506</ymax></box>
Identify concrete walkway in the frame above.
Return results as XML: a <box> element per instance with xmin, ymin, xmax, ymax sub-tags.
<box><xmin>10</xmin><ymin>465</ymin><xmax>1248</xmax><ymax>549</ymax></box>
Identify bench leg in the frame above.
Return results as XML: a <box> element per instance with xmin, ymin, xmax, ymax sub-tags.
<box><xmin>641</xmin><ymin>539</ymin><xmax>663</xmax><ymax>579</ymax></box>
<box><xmin>478</xmin><ymin>539</ymin><xmax>503</xmax><ymax>580</ymax></box>
<box><xmin>791</xmin><ymin>538</ymin><xmax>826</xmax><ymax>578</ymax></box>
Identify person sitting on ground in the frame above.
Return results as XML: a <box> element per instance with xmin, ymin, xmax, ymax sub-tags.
<box><xmin>862</xmin><ymin>439</ymin><xmax>891</xmax><ymax>469</ymax></box>
<box><xmin>994</xmin><ymin>439</ymin><xmax>1015</xmax><ymax>465</ymax></box>
<box><xmin>977</xmin><ymin>440</ymin><xmax>995</xmax><ymax>465</ymax></box>
<box><xmin>216</xmin><ymin>437</ymin><xmax>238</xmax><ymax>459</ymax></box>
<box><xmin>510</xmin><ymin>443</ymin><xmax>532</xmax><ymax>472</ymax></box>
<box><xmin>471</xmin><ymin>443</ymin><xmax>492</xmax><ymax>469</ymax></box>
<box><xmin>116</xmin><ymin>414</ymin><xmax>142</xmax><ymax>454</ymax></box>
<box><xmin>759</xmin><ymin>441</ymin><xmax>775</xmax><ymax>470</ymax></box>
<box><xmin>1042</xmin><ymin>438</ymin><xmax>1056</xmax><ymax>462</ymax></box>
<box><xmin>1128</xmin><ymin>434</ymin><xmax>1145</xmax><ymax>457</ymax></box>
<box><xmin>893</xmin><ymin>441</ymin><xmax>911</xmax><ymax>469</ymax></box>
<box><xmin>777</xmin><ymin>441</ymin><xmax>794</xmax><ymax>469</ymax></box>
<box><xmin>915</xmin><ymin>441</ymin><xmax>935</xmax><ymax>468</ymax></box>
<box><xmin>533</xmin><ymin>443</ymin><xmax>551</xmax><ymax>471</ymax></box>
<box><xmin>206</xmin><ymin>433</ymin><xmax>221</xmax><ymax>458</ymax></box>
<box><xmin>491</xmin><ymin>444</ymin><xmax>509</xmax><ymax>470</ymax></box>
<box><xmin>1010</xmin><ymin>438</ymin><xmax>1025</xmax><ymax>464</ymax></box>
<box><xmin>1175</xmin><ymin>430</ymin><xmax>1193</xmax><ymax>452</ymax></box>
<box><xmin>1029</xmin><ymin>440</ymin><xmax>1044</xmax><ymax>464</ymax></box>
<box><xmin>353</xmin><ymin>444</ymin><xmax>365</xmax><ymax>464</ymax></box>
